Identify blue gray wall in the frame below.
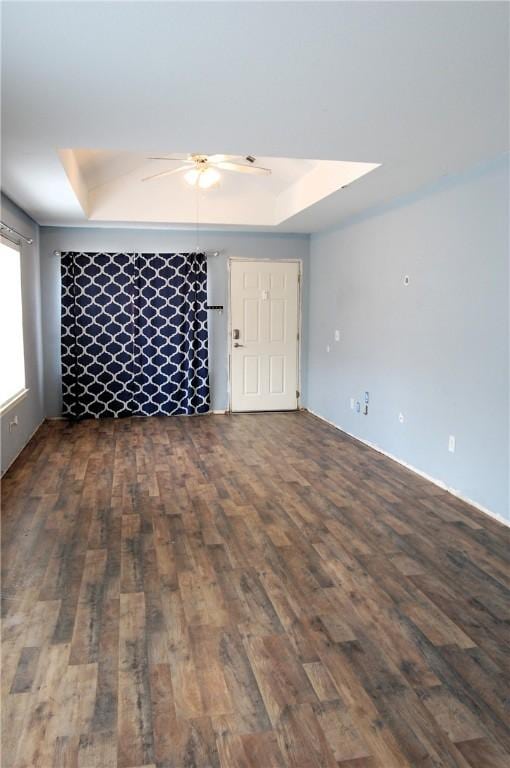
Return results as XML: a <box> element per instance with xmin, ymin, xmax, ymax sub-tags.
<box><xmin>306</xmin><ymin>156</ymin><xmax>509</xmax><ymax>520</ymax></box>
<box><xmin>39</xmin><ymin>227</ymin><xmax>309</xmax><ymax>417</ymax></box>
<box><xmin>0</xmin><ymin>194</ymin><xmax>45</xmax><ymax>474</ymax></box>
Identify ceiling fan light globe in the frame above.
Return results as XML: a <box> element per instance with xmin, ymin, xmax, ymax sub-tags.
<box><xmin>184</xmin><ymin>168</ymin><xmax>200</xmax><ymax>186</ymax></box>
<box><xmin>198</xmin><ymin>167</ymin><xmax>221</xmax><ymax>189</ymax></box>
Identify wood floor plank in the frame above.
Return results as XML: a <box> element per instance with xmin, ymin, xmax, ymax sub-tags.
<box><xmin>243</xmin><ymin>634</ymin><xmax>317</xmax><ymax>725</ymax></box>
<box><xmin>9</xmin><ymin>646</ymin><xmax>41</xmax><ymax>694</ymax></box>
<box><xmin>13</xmin><ymin>642</ymin><xmax>71</xmax><ymax>767</ymax></box>
<box><xmin>70</xmin><ymin>548</ymin><xmax>107</xmax><ymax>664</ymax></box>
<box><xmin>117</xmin><ymin>592</ymin><xmax>154</xmax><ymax>768</ymax></box>
<box><xmin>215</xmin><ymin>625</ymin><xmax>271</xmax><ymax>734</ymax></box>
<box><xmin>455</xmin><ymin>737</ymin><xmax>510</xmax><ymax>768</ymax></box>
<box><xmin>302</xmin><ymin>661</ymin><xmax>340</xmax><ymax>703</ymax></box>
<box><xmin>91</xmin><ymin>596</ymin><xmax>119</xmax><ymax>733</ymax></box>
<box><xmin>190</xmin><ymin>624</ymin><xmax>233</xmax><ymax>717</ymax></box>
<box><xmin>159</xmin><ymin>586</ymin><xmax>203</xmax><ymax>720</ymax></box>
<box><xmin>1</xmin><ymin>412</ymin><xmax>509</xmax><ymax>767</ymax></box>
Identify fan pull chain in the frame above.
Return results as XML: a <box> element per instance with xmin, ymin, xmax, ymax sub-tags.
<box><xmin>195</xmin><ymin>180</ymin><xmax>200</xmax><ymax>254</ymax></box>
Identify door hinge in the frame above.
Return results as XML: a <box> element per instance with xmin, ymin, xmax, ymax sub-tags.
<box><xmin>296</xmin><ymin>390</ymin><xmax>300</xmax><ymax>399</ymax></box>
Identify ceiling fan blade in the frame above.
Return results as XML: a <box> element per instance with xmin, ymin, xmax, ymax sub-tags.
<box><xmin>206</xmin><ymin>154</ymin><xmax>231</xmax><ymax>164</ymax></box>
<box><xmin>146</xmin><ymin>156</ymin><xmax>194</xmax><ymax>163</ymax></box>
<box><xmin>142</xmin><ymin>165</ymin><xmax>190</xmax><ymax>182</ymax></box>
<box><xmin>214</xmin><ymin>161</ymin><xmax>271</xmax><ymax>175</ymax></box>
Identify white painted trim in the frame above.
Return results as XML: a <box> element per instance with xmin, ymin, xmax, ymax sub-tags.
<box><xmin>227</xmin><ymin>257</ymin><xmax>303</xmax><ymax>413</ymax></box>
<box><xmin>1</xmin><ymin>418</ymin><xmax>45</xmax><ymax>477</ymax></box>
<box><xmin>0</xmin><ymin>388</ymin><xmax>30</xmax><ymax>417</ymax></box>
<box><xmin>306</xmin><ymin>408</ymin><xmax>510</xmax><ymax>530</ymax></box>
<box><xmin>211</xmin><ymin>409</ymin><xmax>228</xmax><ymax>414</ymax></box>
<box><xmin>227</xmin><ymin>258</ymin><xmax>232</xmax><ymax>411</ymax></box>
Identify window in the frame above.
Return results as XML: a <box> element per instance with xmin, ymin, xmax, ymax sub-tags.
<box><xmin>0</xmin><ymin>237</ymin><xmax>26</xmax><ymax>410</ymax></box>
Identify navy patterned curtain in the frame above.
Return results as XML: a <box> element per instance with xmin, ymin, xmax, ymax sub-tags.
<box><xmin>61</xmin><ymin>252</ymin><xmax>136</xmax><ymax>419</ymax></box>
<box><xmin>61</xmin><ymin>251</ymin><xmax>209</xmax><ymax>419</ymax></box>
<box><xmin>134</xmin><ymin>253</ymin><xmax>209</xmax><ymax>415</ymax></box>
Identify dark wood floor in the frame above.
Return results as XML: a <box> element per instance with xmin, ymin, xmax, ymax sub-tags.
<box><xmin>1</xmin><ymin>412</ymin><xmax>509</xmax><ymax>768</ymax></box>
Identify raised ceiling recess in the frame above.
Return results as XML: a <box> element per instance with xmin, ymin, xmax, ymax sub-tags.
<box><xmin>59</xmin><ymin>149</ymin><xmax>380</xmax><ymax>228</ymax></box>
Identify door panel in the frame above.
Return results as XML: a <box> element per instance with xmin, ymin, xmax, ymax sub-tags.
<box><xmin>270</xmin><ymin>299</ymin><xmax>285</xmax><ymax>342</ymax></box>
<box><xmin>244</xmin><ymin>299</ymin><xmax>259</xmax><ymax>341</ymax></box>
<box><xmin>243</xmin><ymin>356</ymin><xmax>260</xmax><ymax>395</ymax></box>
<box><xmin>269</xmin><ymin>355</ymin><xmax>285</xmax><ymax>394</ymax></box>
<box><xmin>230</xmin><ymin>260</ymin><xmax>299</xmax><ymax>412</ymax></box>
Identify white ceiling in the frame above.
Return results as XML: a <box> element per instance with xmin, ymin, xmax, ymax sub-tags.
<box><xmin>1</xmin><ymin>1</ymin><xmax>508</xmax><ymax>233</ymax></box>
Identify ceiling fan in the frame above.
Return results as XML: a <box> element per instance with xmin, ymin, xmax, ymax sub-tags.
<box><xmin>142</xmin><ymin>154</ymin><xmax>271</xmax><ymax>189</ymax></box>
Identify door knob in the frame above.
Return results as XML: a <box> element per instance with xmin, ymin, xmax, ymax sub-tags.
<box><xmin>233</xmin><ymin>342</ymin><xmax>244</xmax><ymax>348</ymax></box>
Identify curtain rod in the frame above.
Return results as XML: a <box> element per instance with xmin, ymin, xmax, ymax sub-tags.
<box><xmin>53</xmin><ymin>249</ymin><xmax>220</xmax><ymax>257</ymax></box>
<box><xmin>0</xmin><ymin>221</ymin><xmax>34</xmax><ymax>245</ymax></box>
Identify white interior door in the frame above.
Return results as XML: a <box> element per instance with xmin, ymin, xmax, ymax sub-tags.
<box><xmin>230</xmin><ymin>260</ymin><xmax>300</xmax><ymax>412</ymax></box>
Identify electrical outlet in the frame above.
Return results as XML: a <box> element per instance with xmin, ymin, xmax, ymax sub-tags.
<box><xmin>364</xmin><ymin>391</ymin><xmax>369</xmax><ymax>404</ymax></box>
<box><xmin>350</xmin><ymin>398</ymin><xmax>355</xmax><ymax>410</ymax></box>
<box><xmin>448</xmin><ymin>435</ymin><xmax>455</xmax><ymax>453</ymax></box>
<box><xmin>403</xmin><ymin>275</ymin><xmax>410</xmax><ymax>286</ymax></box>
<box><xmin>398</xmin><ymin>412</ymin><xmax>405</xmax><ymax>423</ymax></box>
<box><xmin>334</xmin><ymin>330</ymin><xmax>340</xmax><ymax>342</ymax></box>
<box><xmin>9</xmin><ymin>415</ymin><xmax>19</xmax><ymax>433</ymax></box>
<box><xmin>363</xmin><ymin>404</ymin><xmax>368</xmax><ymax>415</ymax></box>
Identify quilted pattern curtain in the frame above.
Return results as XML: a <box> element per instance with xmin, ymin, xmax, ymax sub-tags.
<box><xmin>61</xmin><ymin>251</ymin><xmax>209</xmax><ymax>419</ymax></box>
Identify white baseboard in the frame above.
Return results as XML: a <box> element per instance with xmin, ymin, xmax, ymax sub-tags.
<box><xmin>1</xmin><ymin>418</ymin><xmax>45</xmax><ymax>477</ymax></box>
<box><xmin>306</xmin><ymin>408</ymin><xmax>510</xmax><ymax>530</ymax></box>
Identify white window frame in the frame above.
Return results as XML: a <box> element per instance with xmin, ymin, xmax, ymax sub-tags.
<box><xmin>0</xmin><ymin>235</ymin><xmax>29</xmax><ymax>415</ymax></box>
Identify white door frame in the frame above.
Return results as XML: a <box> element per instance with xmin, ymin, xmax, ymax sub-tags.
<box><xmin>227</xmin><ymin>257</ymin><xmax>303</xmax><ymax>413</ymax></box>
